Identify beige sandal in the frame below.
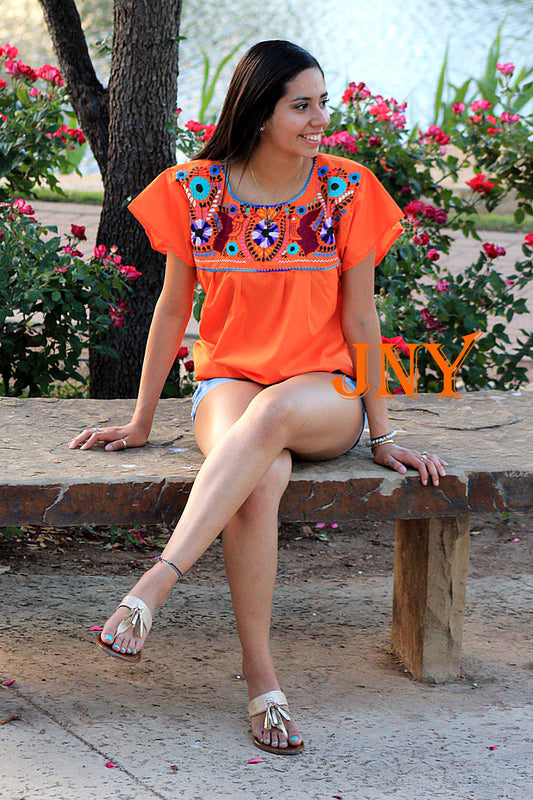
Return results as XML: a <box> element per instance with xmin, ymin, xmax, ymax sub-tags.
<box><xmin>96</xmin><ymin>595</ymin><xmax>153</xmax><ymax>663</ymax></box>
<box><xmin>248</xmin><ymin>690</ymin><xmax>304</xmax><ymax>755</ymax></box>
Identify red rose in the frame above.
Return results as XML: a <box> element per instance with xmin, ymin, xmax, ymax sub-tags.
<box><xmin>176</xmin><ymin>346</ymin><xmax>189</xmax><ymax>359</ymax></box>
<box><xmin>185</xmin><ymin>120</ymin><xmax>204</xmax><ymax>132</ymax></box>
<box><xmin>1</xmin><ymin>44</ymin><xmax>19</xmax><ymax>60</ymax></box>
<box><xmin>381</xmin><ymin>335</ymin><xmax>410</xmax><ymax>357</ymax></box>
<box><xmin>466</xmin><ymin>174</ymin><xmax>498</xmax><ymax>194</ymax></box>
<box><xmin>71</xmin><ymin>224</ymin><xmax>86</xmax><ymax>240</ymax></box>
<box><xmin>184</xmin><ymin>360</ymin><xmax>195</xmax><ymax>373</ymax></box>
<box><xmin>5</xmin><ymin>59</ymin><xmax>37</xmax><ymax>81</ymax></box>
<box><xmin>524</xmin><ymin>233</ymin><xmax>533</xmax><ymax>248</ymax></box>
<box><xmin>427</xmin><ymin>248</ymin><xmax>440</xmax><ymax>261</ymax></box>
<box><xmin>482</xmin><ymin>242</ymin><xmax>506</xmax><ymax>259</ymax></box>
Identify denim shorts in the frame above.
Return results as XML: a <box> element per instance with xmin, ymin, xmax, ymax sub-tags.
<box><xmin>190</xmin><ymin>375</ymin><xmax>367</xmax><ymax>449</ymax></box>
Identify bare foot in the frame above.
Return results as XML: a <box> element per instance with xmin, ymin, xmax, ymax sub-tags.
<box><xmin>244</xmin><ymin>659</ymin><xmax>303</xmax><ymax>751</ymax></box>
<box><xmin>98</xmin><ymin>563</ymin><xmax>177</xmax><ymax>657</ymax></box>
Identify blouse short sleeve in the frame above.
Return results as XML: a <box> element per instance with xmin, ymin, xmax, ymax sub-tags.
<box><xmin>128</xmin><ymin>167</ymin><xmax>194</xmax><ymax>266</ymax></box>
<box><xmin>335</xmin><ymin>166</ymin><xmax>404</xmax><ymax>271</ymax></box>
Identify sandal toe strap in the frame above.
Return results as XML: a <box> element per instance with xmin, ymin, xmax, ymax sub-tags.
<box><xmin>115</xmin><ymin>594</ymin><xmax>153</xmax><ymax>638</ymax></box>
<box><xmin>248</xmin><ymin>690</ymin><xmax>292</xmax><ymax>738</ymax></box>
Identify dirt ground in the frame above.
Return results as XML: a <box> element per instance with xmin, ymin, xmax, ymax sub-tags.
<box><xmin>1</xmin><ymin>510</ymin><xmax>532</xmax><ymax>800</ymax></box>
<box><xmin>0</xmin><ymin>509</ymin><xmax>529</xmax><ymax>584</ymax></box>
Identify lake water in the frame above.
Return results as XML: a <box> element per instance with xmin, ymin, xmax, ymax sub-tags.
<box><xmin>2</xmin><ymin>0</ymin><xmax>532</xmax><ymax>169</ymax></box>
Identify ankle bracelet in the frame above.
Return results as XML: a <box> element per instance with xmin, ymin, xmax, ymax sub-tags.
<box><xmin>152</xmin><ymin>556</ymin><xmax>183</xmax><ymax>579</ymax></box>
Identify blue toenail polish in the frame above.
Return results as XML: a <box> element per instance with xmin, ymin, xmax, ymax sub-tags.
<box><xmin>113</xmin><ymin>644</ymin><xmax>120</xmax><ymax>650</ymax></box>
<box><xmin>290</xmin><ymin>736</ymin><xmax>299</xmax><ymax>742</ymax></box>
<box><xmin>133</xmin><ymin>649</ymin><xmax>137</xmax><ymax>654</ymax></box>
<box><xmin>120</xmin><ymin>647</ymin><xmax>126</xmax><ymax>653</ymax></box>
<box><xmin>127</xmin><ymin>648</ymin><xmax>132</xmax><ymax>653</ymax></box>
<box><xmin>104</xmin><ymin>635</ymin><xmax>113</xmax><ymax>642</ymax></box>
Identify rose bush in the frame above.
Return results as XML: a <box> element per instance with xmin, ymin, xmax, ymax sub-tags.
<box><xmin>175</xmin><ymin>60</ymin><xmax>532</xmax><ymax>393</ymax></box>
<box><xmin>0</xmin><ymin>199</ymin><xmax>140</xmax><ymax>396</ymax></box>
<box><xmin>0</xmin><ymin>43</ymin><xmax>86</xmax><ymax>199</ymax></box>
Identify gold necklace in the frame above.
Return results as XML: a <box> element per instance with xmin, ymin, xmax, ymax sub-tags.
<box><xmin>250</xmin><ymin>164</ymin><xmax>303</xmax><ymax>226</ymax></box>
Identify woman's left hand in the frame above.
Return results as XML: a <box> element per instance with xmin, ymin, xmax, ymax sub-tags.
<box><xmin>372</xmin><ymin>442</ymin><xmax>448</xmax><ymax>486</ymax></box>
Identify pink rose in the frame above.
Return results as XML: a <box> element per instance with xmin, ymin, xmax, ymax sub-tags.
<box><xmin>421</xmin><ymin>308</ymin><xmax>443</xmax><ymax>331</ymax></box>
<box><xmin>93</xmin><ymin>244</ymin><xmax>108</xmax><ymax>259</ymax></box>
<box><xmin>452</xmin><ymin>102</ymin><xmax>465</xmax><ymax>114</ymax></box>
<box><xmin>109</xmin><ymin>299</ymin><xmax>129</xmax><ymax>327</ymax></box>
<box><xmin>496</xmin><ymin>62</ymin><xmax>515</xmax><ymax>75</ymax></box>
<box><xmin>342</xmin><ymin>81</ymin><xmax>372</xmax><ymax>103</ymax></box>
<box><xmin>369</xmin><ymin>100</ymin><xmax>391</xmax><ymax>122</ymax></box>
<box><xmin>436</xmin><ymin>279</ymin><xmax>450</xmax><ymax>293</ymax></box>
<box><xmin>0</xmin><ymin>78</ymin><xmax>6</xmax><ymax>89</ymax></box>
<box><xmin>501</xmin><ymin>112</ymin><xmax>520</xmax><ymax>124</ymax></box>
<box><xmin>118</xmin><ymin>264</ymin><xmax>142</xmax><ymax>280</ymax></box>
<box><xmin>64</xmin><ymin>243</ymin><xmax>83</xmax><ymax>257</ymax></box>
<box><xmin>419</xmin><ymin>125</ymin><xmax>450</xmax><ymax>146</ymax></box>
<box><xmin>470</xmin><ymin>99</ymin><xmax>492</xmax><ymax>113</ymax></box>
<box><xmin>427</xmin><ymin>248</ymin><xmax>440</xmax><ymax>261</ymax></box>
<box><xmin>13</xmin><ymin>197</ymin><xmax>34</xmax><ymax>216</ymax></box>
<box><xmin>35</xmin><ymin>64</ymin><xmax>63</xmax><ymax>85</ymax></box>
<box><xmin>321</xmin><ymin>130</ymin><xmax>359</xmax><ymax>154</ymax></box>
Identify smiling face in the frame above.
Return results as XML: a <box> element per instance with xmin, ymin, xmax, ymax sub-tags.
<box><xmin>261</xmin><ymin>67</ymin><xmax>330</xmax><ymax>161</ymax></box>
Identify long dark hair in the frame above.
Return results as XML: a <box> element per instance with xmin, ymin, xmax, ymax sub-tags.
<box><xmin>195</xmin><ymin>40</ymin><xmax>323</xmax><ymax>165</ymax></box>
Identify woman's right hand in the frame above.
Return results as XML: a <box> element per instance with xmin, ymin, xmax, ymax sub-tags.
<box><xmin>68</xmin><ymin>421</ymin><xmax>149</xmax><ymax>452</ymax></box>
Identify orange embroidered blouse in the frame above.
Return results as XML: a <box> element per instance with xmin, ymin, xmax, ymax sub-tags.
<box><xmin>128</xmin><ymin>153</ymin><xmax>403</xmax><ymax>384</ymax></box>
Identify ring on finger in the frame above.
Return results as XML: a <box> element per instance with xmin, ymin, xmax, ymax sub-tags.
<box><xmin>120</xmin><ymin>438</ymin><xmax>127</xmax><ymax>450</ymax></box>
<box><xmin>421</xmin><ymin>452</ymin><xmax>428</xmax><ymax>461</ymax></box>
<box><xmin>386</xmin><ymin>455</ymin><xmax>394</xmax><ymax>466</ymax></box>
<box><xmin>93</xmin><ymin>428</ymin><xmax>100</xmax><ymax>433</ymax></box>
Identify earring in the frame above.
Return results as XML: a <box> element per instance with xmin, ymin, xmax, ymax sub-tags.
<box><xmin>260</xmin><ymin>126</ymin><xmax>264</xmax><ymax>132</ymax></box>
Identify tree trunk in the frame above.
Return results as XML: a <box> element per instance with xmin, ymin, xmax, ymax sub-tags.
<box><xmin>38</xmin><ymin>0</ymin><xmax>183</xmax><ymax>398</ymax></box>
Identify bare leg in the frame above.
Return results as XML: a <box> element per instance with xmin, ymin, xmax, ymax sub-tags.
<box><xmin>100</xmin><ymin>374</ymin><xmax>363</xmax><ymax>666</ymax></box>
<box><xmin>195</xmin><ymin>383</ymin><xmax>301</xmax><ymax>749</ymax></box>
<box><xmin>222</xmin><ymin>459</ymin><xmax>304</xmax><ymax>750</ymax></box>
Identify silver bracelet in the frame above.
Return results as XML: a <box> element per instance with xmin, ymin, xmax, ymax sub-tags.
<box><xmin>366</xmin><ymin>430</ymin><xmax>398</xmax><ymax>448</ymax></box>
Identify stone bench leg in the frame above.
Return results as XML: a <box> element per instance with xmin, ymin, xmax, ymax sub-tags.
<box><xmin>390</xmin><ymin>514</ymin><xmax>470</xmax><ymax>683</ymax></box>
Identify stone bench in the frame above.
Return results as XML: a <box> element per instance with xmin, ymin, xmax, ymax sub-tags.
<box><xmin>1</xmin><ymin>392</ymin><xmax>531</xmax><ymax>684</ymax></box>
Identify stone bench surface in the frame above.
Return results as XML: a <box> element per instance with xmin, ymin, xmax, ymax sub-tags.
<box><xmin>3</xmin><ymin>390</ymin><xmax>530</xmax><ymax>684</ymax></box>
<box><xmin>1</xmin><ymin>392</ymin><xmax>531</xmax><ymax>528</ymax></box>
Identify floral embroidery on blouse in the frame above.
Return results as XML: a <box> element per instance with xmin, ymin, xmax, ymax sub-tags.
<box><xmin>174</xmin><ymin>159</ymin><xmax>361</xmax><ymax>272</ymax></box>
